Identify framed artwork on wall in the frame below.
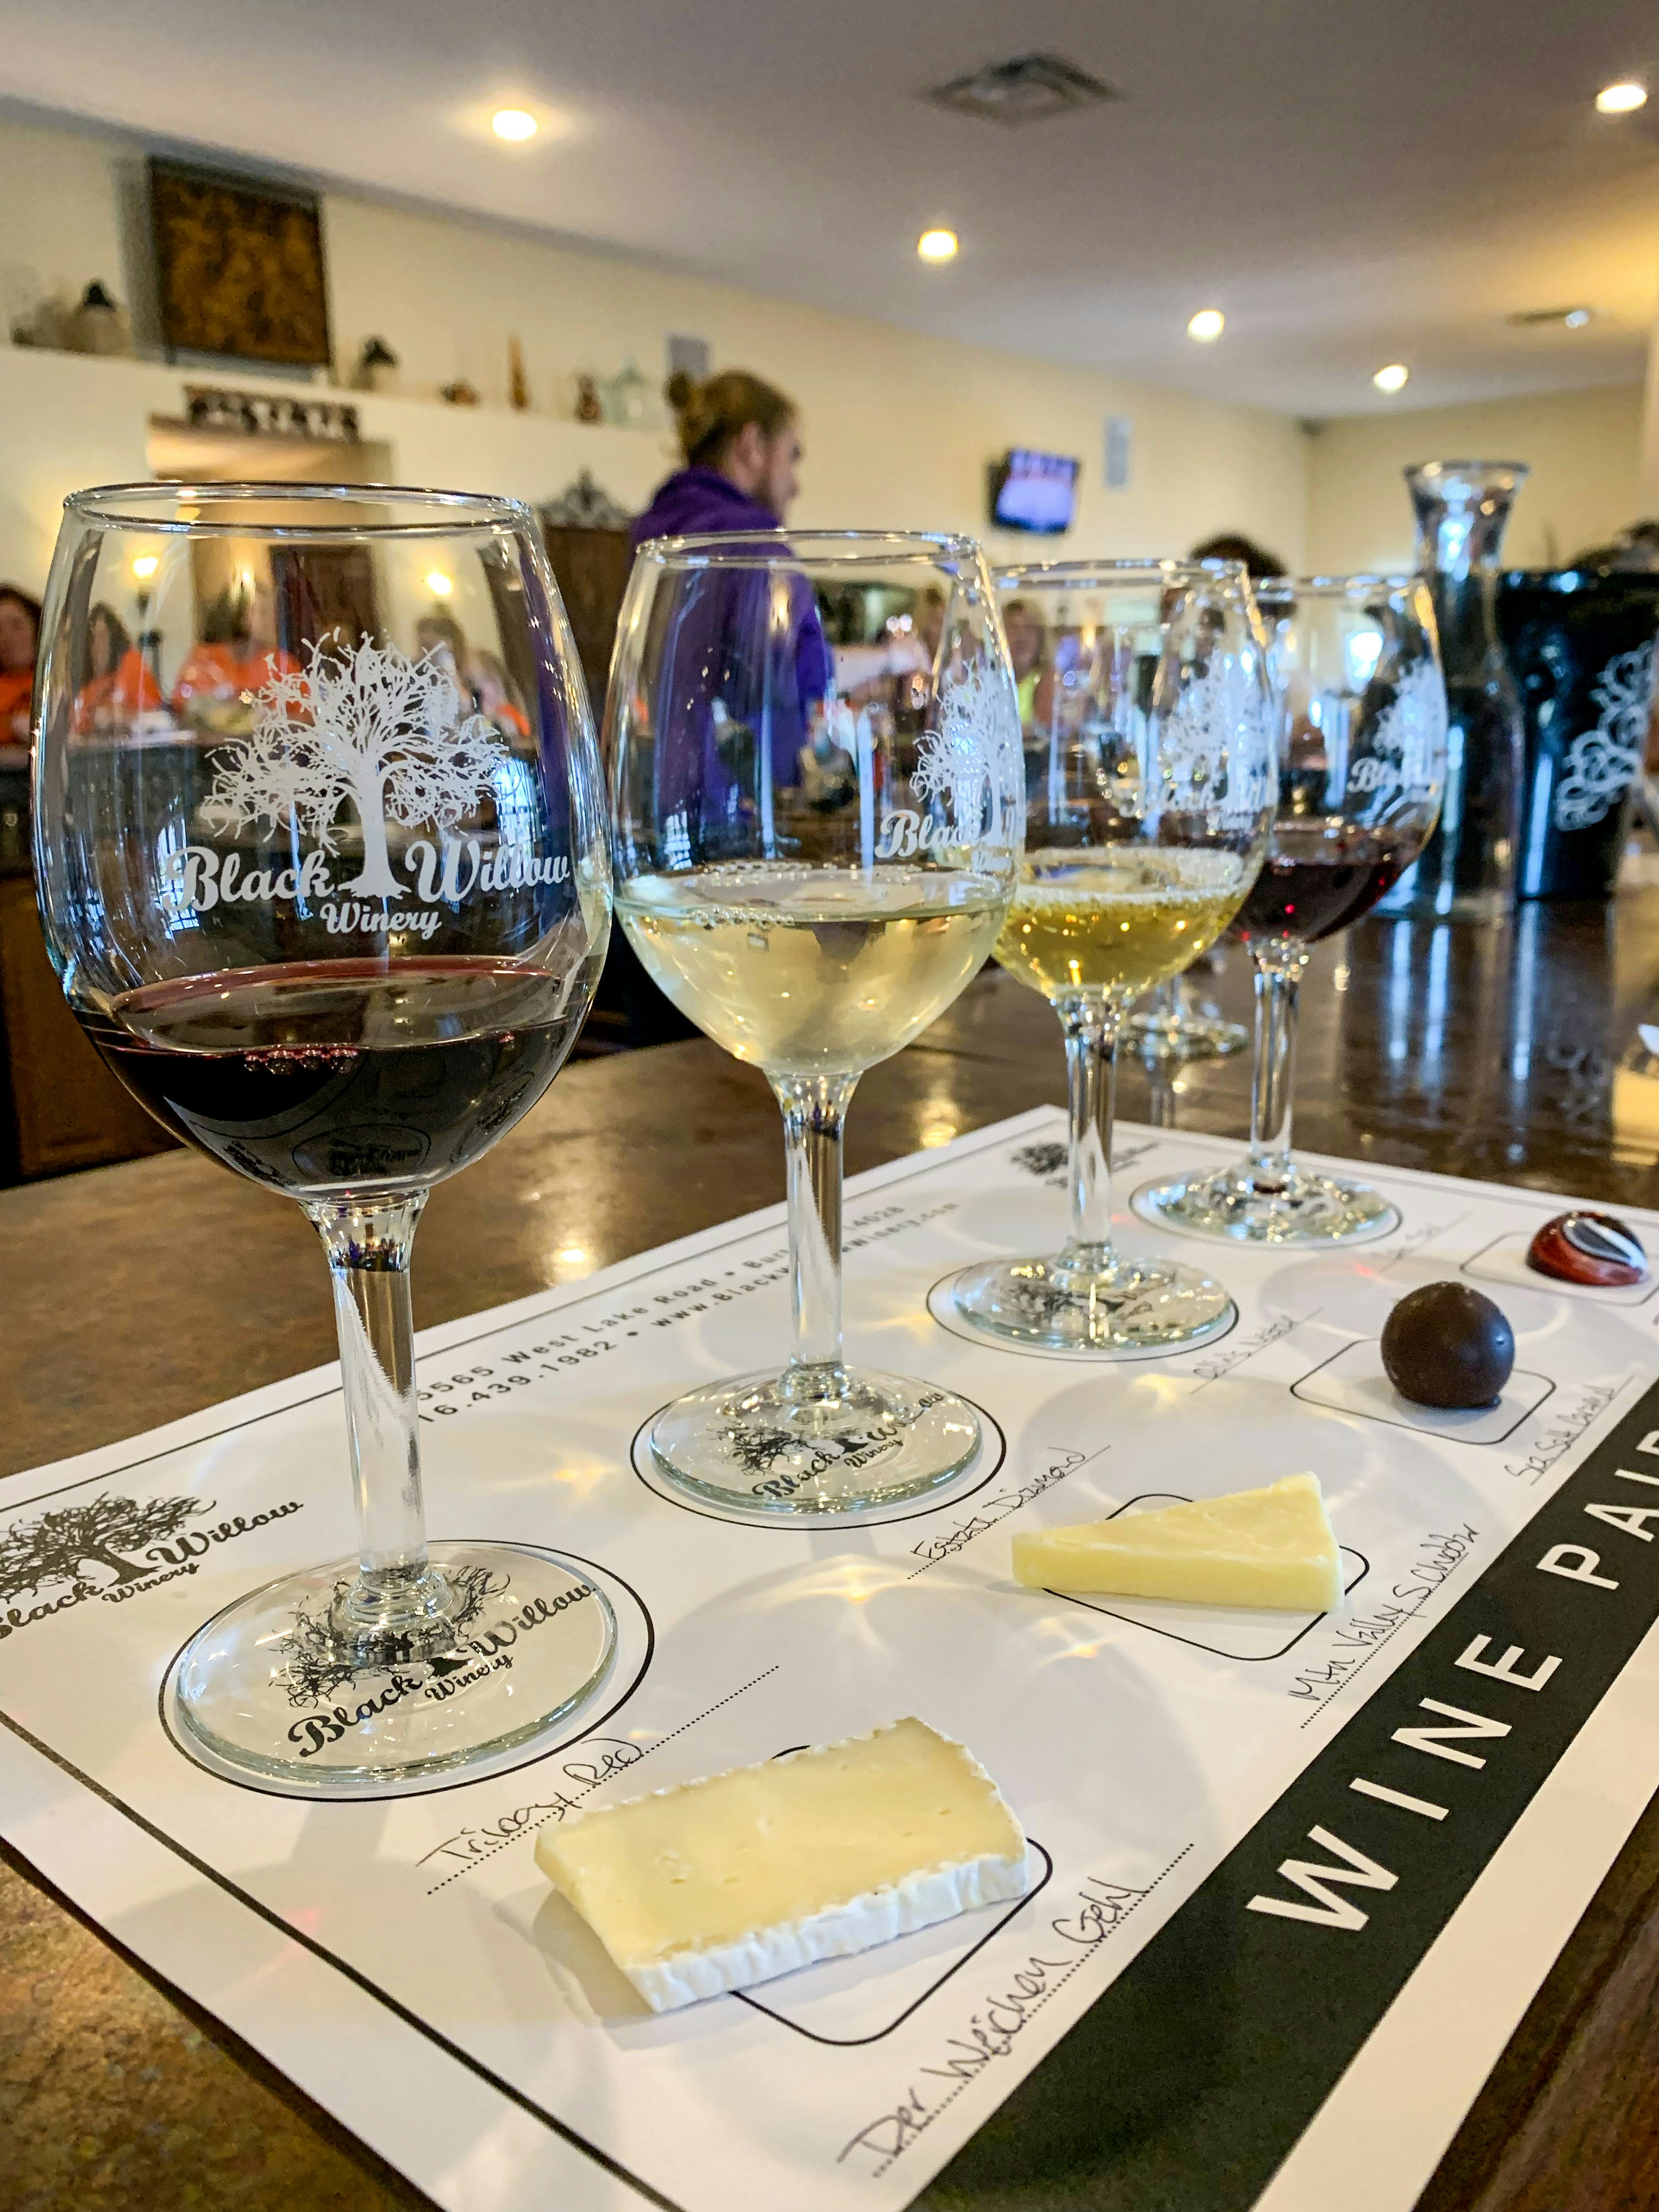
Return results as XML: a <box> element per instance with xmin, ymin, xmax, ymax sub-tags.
<box><xmin>148</xmin><ymin>160</ymin><xmax>332</xmax><ymax>369</ymax></box>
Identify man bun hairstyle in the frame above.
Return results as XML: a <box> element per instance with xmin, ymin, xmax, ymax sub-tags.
<box><xmin>676</xmin><ymin>369</ymin><xmax>796</xmax><ymax>468</ymax></box>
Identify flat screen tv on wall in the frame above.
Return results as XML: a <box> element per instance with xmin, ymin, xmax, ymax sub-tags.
<box><xmin>149</xmin><ymin>160</ymin><xmax>331</xmax><ymax>369</ymax></box>
<box><xmin>988</xmin><ymin>448</ymin><xmax>1080</xmax><ymax>535</ymax></box>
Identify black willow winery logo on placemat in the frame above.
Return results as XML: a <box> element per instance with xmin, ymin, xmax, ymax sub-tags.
<box><xmin>0</xmin><ymin>1492</ymin><xmax>303</xmax><ymax>1638</ymax></box>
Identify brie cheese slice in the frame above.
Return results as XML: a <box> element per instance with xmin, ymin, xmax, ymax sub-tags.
<box><xmin>1013</xmin><ymin>1472</ymin><xmax>1342</xmax><ymax>1612</ymax></box>
<box><xmin>535</xmin><ymin>1716</ymin><xmax>1029</xmax><ymax>2012</ymax></box>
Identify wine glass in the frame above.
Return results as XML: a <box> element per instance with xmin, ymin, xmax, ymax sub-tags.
<box><xmin>607</xmin><ymin>531</ymin><xmax>1022</xmax><ymax>1513</ymax></box>
<box><xmin>1125</xmin><ymin>968</ymin><xmax>1248</xmax><ymax>1061</ymax></box>
<box><xmin>950</xmin><ymin>559</ymin><xmax>1275</xmax><ymax>1353</ymax></box>
<box><xmin>33</xmin><ymin>483</ymin><xmax>613</xmax><ymax>1795</ymax></box>
<box><xmin>1136</xmin><ymin>574</ymin><xmax>1446</xmax><ymax>1244</ymax></box>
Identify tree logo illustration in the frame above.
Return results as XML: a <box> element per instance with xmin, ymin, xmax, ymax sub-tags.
<box><xmin>278</xmin><ymin>1562</ymin><xmax>498</xmax><ymax>1706</ymax></box>
<box><xmin>0</xmin><ymin>1492</ymin><xmax>208</xmax><ymax>1606</ymax></box>
<box><xmin>203</xmin><ymin>637</ymin><xmax>509</xmax><ymax>900</ymax></box>
<box><xmin>911</xmin><ymin>663</ymin><xmax>1023</xmax><ymax>853</ymax></box>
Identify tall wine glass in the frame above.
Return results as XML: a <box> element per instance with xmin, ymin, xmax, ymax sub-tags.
<box><xmin>607</xmin><ymin>531</ymin><xmax>1022</xmax><ymax>1513</ymax></box>
<box><xmin>33</xmin><ymin>483</ymin><xmax>613</xmax><ymax>1795</ymax></box>
<box><xmin>1137</xmin><ymin>574</ymin><xmax>1446</xmax><ymax>1243</ymax></box>
<box><xmin>950</xmin><ymin>560</ymin><xmax>1274</xmax><ymax>1353</ymax></box>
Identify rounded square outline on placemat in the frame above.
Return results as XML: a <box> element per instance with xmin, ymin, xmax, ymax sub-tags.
<box><xmin>1290</xmin><ymin>1340</ymin><xmax>1556</xmax><ymax>1444</ymax></box>
<box><xmin>1460</xmin><ymin>1230</ymin><xmax>1659</xmax><ymax>1307</ymax></box>
<box><xmin>1028</xmin><ymin>1492</ymin><xmax>1369</xmax><ymax>1661</ymax></box>
<box><xmin>732</xmin><ymin>1841</ymin><xmax>1054</xmax><ymax>2045</ymax></box>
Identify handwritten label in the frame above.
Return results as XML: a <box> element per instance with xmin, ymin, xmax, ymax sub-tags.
<box><xmin>1504</xmin><ymin>1380</ymin><xmax>1624</xmax><ymax>1484</ymax></box>
<box><xmin>1290</xmin><ymin>1524</ymin><xmax>1478</xmax><ymax>1709</ymax></box>
<box><xmin>837</xmin><ymin>1866</ymin><xmax>1176</xmax><ymax>2175</ymax></box>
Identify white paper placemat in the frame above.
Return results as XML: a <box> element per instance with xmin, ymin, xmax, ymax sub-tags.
<box><xmin>5</xmin><ymin>1109</ymin><xmax>1659</xmax><ymax>2212</ymax></box>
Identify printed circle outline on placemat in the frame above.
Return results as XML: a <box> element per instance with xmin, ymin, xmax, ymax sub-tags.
<box><xmin>629</xmin><ymin>1395</ymin><xmax>1007</xmax><ymax>1530</ymax></box>
<box><xmin>157</xmin><ymin>1545</ymin><xmax>655</xmax><ymax>1802</ymax></box>
<box><xmin>1127</xmin><ymin>1175</ymin><xmax>1402</xmax><ymax>1249</ymax></box>
<box><xmin>926</xmin><ymin>1268</ymin><xmax>1240</xmax><ymax>1364</ymax></box>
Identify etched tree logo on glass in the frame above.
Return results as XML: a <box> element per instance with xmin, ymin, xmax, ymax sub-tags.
<box><xmin>0</xmin><ymin>1492</ymin><xmax>206</xmax><ymax>1604</ymax></box>
<box><xmin>1347</xmin><ymin>658</ymin><xmax>1450</xmax><ymax>805</ymax></box>
<box><xmin>204</xmin><ymin>638</ymin><xmax>509</xmax><ymax>899</ymax></box>
<box><xmin>910</xmin><ymin>663</ymin><xmax>1023</xmax><ymax>850</ymax></box>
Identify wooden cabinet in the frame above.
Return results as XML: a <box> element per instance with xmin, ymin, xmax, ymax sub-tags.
<box><xmin>0</xmin><ymin>876</ymin><xmax>174</xmax><ymax>1181</ymax></box>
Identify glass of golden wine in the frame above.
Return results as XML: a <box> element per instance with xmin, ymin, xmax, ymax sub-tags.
<box><xmin>607</xmin><ymin>531</ymin><xmax>1023</xmax><ymax>1512</ymax></box>
<box><xmin>951</xmin><ymin>560</ymin><xmax>1275</xmax><ymax>1353</ymax></box>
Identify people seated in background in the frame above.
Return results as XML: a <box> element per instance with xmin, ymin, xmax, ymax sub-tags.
<box><xmin>414</xmin><ymin>609</ymin><xmax>530</xmax><ymax>737</ymax></box>
<box><xmin>1190</xmin><ymin>532</ymin><xmax>1288</xmax><ymax>580</ymax></box>
<box><xmin>0</xmin><ymin>585</ymin><xmax>41</xmax><ymax>744</ymax></box>
<box><xmin>72</xmin><ymin>603</ymin><xmax>163</xmax><ymax>736</ymax></box>
<box><xmin>172</xmin><ymin>578</ymin><xmax>298</xmax><ymax>736</ymax></box>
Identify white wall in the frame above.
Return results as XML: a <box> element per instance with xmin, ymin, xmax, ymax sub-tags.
<box><xmin>0</xmin><ymin>105</ymin><xmax>1310</xmax><ymax>595</ymax></box>
<box><xmin>1305</xmin><ymin>386</ymin><xmax>1645</xmax><ymax>574</ymax></box>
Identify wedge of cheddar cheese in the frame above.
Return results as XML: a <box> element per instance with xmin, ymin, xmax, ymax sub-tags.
<box><xmin>535</xmin><ymin>1716</ymin><xmax>1029</xmax><ymax>2012</ymax></box>
<box><xmin>1013</xmin><ymin>1472</ymin><xmax>1342</xmax><ymax>1612</ymax></box>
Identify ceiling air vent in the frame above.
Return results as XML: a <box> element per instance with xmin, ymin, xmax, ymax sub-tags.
<box><xmin>926</xmin><ymin>53</ymin><xmax>1119</xmax><ymax>127</ymax></box>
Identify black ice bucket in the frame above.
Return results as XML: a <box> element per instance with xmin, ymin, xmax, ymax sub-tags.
<box><xmin>1498</xmin><ymin>568</ymin><xmax>1659</xmax><ymax>900</ymax></box>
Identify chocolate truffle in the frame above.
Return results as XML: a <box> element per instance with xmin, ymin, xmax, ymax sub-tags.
<box><xmin>1380</xmin><ymin>1282</ymin><xmax>1515</xmax><ymax>1410</ymax></box>
<box><xmin>1526</xmin><ymin>1210</ymin><xmax>1647</xmax><ymax>1290</ymax></box>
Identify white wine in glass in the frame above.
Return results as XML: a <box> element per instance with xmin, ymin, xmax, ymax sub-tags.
<box><xmin>951</xmin><ymin>560</ymin><xmax>1274</xmax><ymax>1355</ymax></box>
<box><xmin>607</xmin><ymin>532</ymin><xmax>1023</xmax><ymax>1514</ymax></box>
<box><xmin>618</xmin><ymin>861</ymin><xmax>1004</xmax><ymax>1076</ymax></box>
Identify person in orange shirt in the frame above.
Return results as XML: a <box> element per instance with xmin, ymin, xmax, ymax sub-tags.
<box><xmin>0</xmin><ymin>585</ymin><xmax>41</xmax><ymax>744</ymax></box>
<box><xmin>415</xmin><ymin>608</ymin><xmax>531</xmax><ymax>737</ymax></box>
<box><xmin>72</xmin><ymin>603</ymin><xmax>165</xmax><ymax>736</ymax></box>
<box><xmin>172</xmin><ymin>579</ymin><xmax>298</xmax><ymax>735</ymax></box>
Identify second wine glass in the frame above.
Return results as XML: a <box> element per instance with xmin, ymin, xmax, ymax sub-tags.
<box><xmin>607</xmin><ymin>531</ymin><xmax>1023</xmax><ymax>1514</ymax></box>
<box><xmin>951</xmin><ymin>560</ymin><xmax>1275</xmax><ymax>1354</ymax></box>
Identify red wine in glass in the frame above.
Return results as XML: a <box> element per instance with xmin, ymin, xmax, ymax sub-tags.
<box><xmin>1230</xmin><ymin>822</ymin><xmax>1418</xmax><ymax>949</ymax></box>
<box><xmin>84</xmin><ymin>958</ymin><xmax>589</xmax><ymax>1197</ymax></box>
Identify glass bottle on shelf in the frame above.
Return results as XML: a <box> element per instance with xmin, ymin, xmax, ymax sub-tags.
<box><xmin>1377</xmin><ymin>459</ymin><xmax>1527</xmax><ymax>919</ymax></box>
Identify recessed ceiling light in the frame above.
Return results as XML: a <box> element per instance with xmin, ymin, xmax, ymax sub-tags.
<box><xmin>492</xmin><ymin>107</ymin><xmax>538</xmax><ymax>140</ymax></box>
<box><xmin>1187</xmin><ymin>308</ymin><xmax>1225</xmax><ymax>343</ymax></box>
<box><xmin>1373</xmin><ymin>363</ymin><xmax>1409</xmax><ymax>393</ymax></box>
<box><xmin>1595</xmin><ymin>81</ymin><xmax>1647</xmax><ymax>113</ymax></box>
<box><xmin>917</xmin><ymin>228</ymin><xmax>959</xmax><ymax>262</ymax></box>
<box><xmin>1508</xmin><ymin>304</ymin><xmax>1596</xmax><ymax>329</ymax></box>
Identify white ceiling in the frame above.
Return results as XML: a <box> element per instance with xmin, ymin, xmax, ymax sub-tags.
<box><xmin>4</xmin><ymin>0</ymin><xmax>1658</xmax><ymax>416</ymax></box>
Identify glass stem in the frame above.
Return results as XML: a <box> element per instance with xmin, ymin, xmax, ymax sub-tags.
<box><xmin>1248</xmin><ymin>945</ymin><xmax>1310</xmax><ymax>1192</ymax></box>
<box><xmin>775</xmin><ymin>1075</ymin><xmax>855</xmax><ymax>1395</ymax></box>
<box><xmin>306</xmin><ymin>1194</ymin><xmax>450</xmax><ymax>1658</ymax></box>
<box><xmin>1058</xmin><ymin>991</ymin><xmax>1121</xmax><ymax>1265</ymax></box>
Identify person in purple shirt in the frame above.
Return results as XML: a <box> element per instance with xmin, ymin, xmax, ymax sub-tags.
<box><xmin>629</xmin><ymin>371</ymin><xmax>923</xmax><ymax>851</ymax></box>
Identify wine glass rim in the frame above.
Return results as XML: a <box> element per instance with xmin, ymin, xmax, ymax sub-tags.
<box><xmin>994</xmin><ymin>556</ymin><xmax>1247</xmax><ymax>589</ymax></box>
<box><xmin>635</xmin><ymin>528</ymin><xmax>985</xmax><ymax>569</ymax></box>
<box><xmin>61</xmin><ymin>481</ymin><xmax>537</xmax><ymax>539</ymax></box>
<box><xmin>1256</xmin><ymin>572</ymin><xmax>1425</xmax><ymax>595</ymax></box>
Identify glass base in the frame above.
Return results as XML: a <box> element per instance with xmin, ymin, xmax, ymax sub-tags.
<box><xmin>648</xmin><ymin>1365</ymin><xmax>980</xmax><ymax>1515</ymax></box>
<box><xmin>1125</xmin><ymin>1005</ymin><xmax>1249</xmax><ymax>1061</ymax></box>
<box><xmin>1133</xmin><ymin>1158</ymin><xmax>1401</xmax><ymax>1246</ymax></box>
<box><xmin>170</xmin><ymin>1541</ymin><xmax>618</xmax><ymax>1796</ymax></box>
<box><xmin>950</xmin><ymin>1248</ymin><xmax>1235</xmax><ymax>1355</ymax></box>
